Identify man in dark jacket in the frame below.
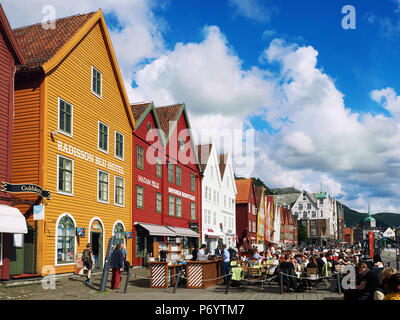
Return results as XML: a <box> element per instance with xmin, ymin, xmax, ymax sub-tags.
<box><xmin>110</xmin><ymin>244</ymin><xmax>125</xmax><ymax>290</ymax></box>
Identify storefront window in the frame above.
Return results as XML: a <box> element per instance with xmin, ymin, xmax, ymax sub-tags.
<box><xmin>57</xmin><ymin>215</ymin><xmax>75</xmax><ymax>264</ymax></box>
<box><xmin>114</xmin><ymin>223</ymin><xmax>125</xmax><ymax>245</ymax></box>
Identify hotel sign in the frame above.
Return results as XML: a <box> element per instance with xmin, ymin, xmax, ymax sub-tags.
<box><xmin>168</xmin><ymin>187</ymin><xmax>195</xmax><ymax>201</ymax></box>
<box><xmin>57</xmin><ymin>141</ymin><xmax>124</xmax><ymax>175</ymax></box>
<box><xmin>1</xmin><ymin>182</ymin><xmax>51</xmax><ymax>199</ymax></box>
<box><xmin>138</xmin><ymin>175</ymin><xmax>159</xmax><ymax>189</ymax></box>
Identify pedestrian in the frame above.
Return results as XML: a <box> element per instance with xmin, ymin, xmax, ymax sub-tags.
<box><xmin>383</xmin><ymin>273</ymin><xmax>400</xmax><ymax>300</ymax></box>
<box><xmin>214</xmin><ymin>245</ymin><xmax>222</xmax><ymax>257</ymax></box>
<box><xmin>198</xmin><ymin>244</ymin><xmax>207</xmax><ymax>260</ymax></box>
<box><xmin>82</xmin><ymin>243</ymin><xmax>94</xmax><ymax>284</ymax></box>
<box><xmin>190</xmin><ymin>245</ymin><xmax>198</xmax><ymax>261</ymax></box>
<box><xmin>110</xmin><ymin>243</ymin><xmax>125</xmax><ymax>291</ymax></box>
<box><xmin>222</xmin><ymin>244</ymin><xmax>230</xmax><ymax>284</ymax></box>
<box><xmin>120</xmin><ymin>243</ymin><xmax>128</xmax><ymax>263</ymax></box>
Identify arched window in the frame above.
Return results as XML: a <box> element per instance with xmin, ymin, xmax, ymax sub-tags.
<box><xmin>57</xmin><ymin>215</ymin><xmax>75</xmax><ymax>264</ymax></box>
<box><xmin>114</xmin><ymin>222</ymin><xmax>125</xmax><ymax>245</ymax></box>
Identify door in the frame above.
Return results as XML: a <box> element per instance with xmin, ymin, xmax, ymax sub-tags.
<box><xmin>90</xmin><ymin>232</ymin><xmax>103</xmax><ymax>269</ymax></box>
<box><xmin>10</xmin><ymin>223</ymin><xmax>34</xmax><ymax>275</ymax></box>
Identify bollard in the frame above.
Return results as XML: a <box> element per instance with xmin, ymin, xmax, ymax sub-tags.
<box><xmin>337</xmin><ymin>273</ymin><xmax>342</xmax><ymax>295</ymax></box>
<box><xmin>173</xmin><ymin>271</ymin><xmax>180</xmax><ymax>294</ymax></box>
<box><xmin>225</xmin><ymin>273</ymin><xmax>231</xmax><ymax>294</ymax></box>
<box><xmin>280</xmin><ymin>272</ymin><xmax>283</xmax><ymax>295</ymax></box>
<box><xmin>99</xmin><ymin>236</ymin><xmax>116</xmax><ymax>293</ymax></box>
<box><xmin>124</xmin><ymin>265</ymin><xmax>131</xmax><ymax>293</ymax></box>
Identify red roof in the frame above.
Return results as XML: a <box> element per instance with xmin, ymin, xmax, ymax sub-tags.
<box><xmin>131</xmin><ymin>102</ymin><xmax>152</xmax><ymax>122</ymax></box>
<box><xmin>155</xmin><ymin>104</ymin><xmax>183</xmax><ymax>139</ymax></box>
<box><xmin>235</xmin><ymin>178</ymin><xmax>253</xmax><ymax>204</ymax></box>
<box><xmin>13</xmin><ymin>12</ymin><xmax>96</xmax><ymax>71</ymax></box>
<box><xmin>196</xmin><ymin>144</ymin><xmax>212</xmax><ymax>173</ymax></box>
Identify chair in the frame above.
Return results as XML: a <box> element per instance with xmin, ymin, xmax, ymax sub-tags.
<box><xmin>306</xmin><ymin>268</ymin><xmax>319</xmax><ymax>292</ymax></box>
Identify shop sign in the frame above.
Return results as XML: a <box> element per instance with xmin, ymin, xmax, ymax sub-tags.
<box><xmin>1</xmin><ymin>182</ymin><xmax>51</xmax><ymax>199</ymax></box>
<box><xmin>57</xmin><ymin>141</ymin><xmax>124</xmax><ymax>175</ymax></box>
<box><xmin>125</xmin><ymin>231</ymin><xmax>132</xmax><ymax>239</ymax></box>
<box><xmin>138</xmin><ymin>175</ymin><xmax>159</xmax><ymax>189</ymax></box>
<box><xmin>33</xmin><ymin>204</ymin><xmax>45</xmax><ymax>220</ymax></box>
<box><xmin>76</xmin><ymin>228</ymin><xmax>86</xmax><ymax>237</ymax></box>
<box><xmin>168</xmin><ymin>187</ymin><xmax>195</xmax><ymax>201</ymax></box>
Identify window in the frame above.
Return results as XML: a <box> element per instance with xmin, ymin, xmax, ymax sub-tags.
<box><xmin>179</xmin><ymin>137</ymin><xmax>185</xmax><ymax>152</ymax></box>
<box><xmin>307</xmin><ymin>203</ymin><xmax>311</xmax><ymax>210</ymax></box>
<box><xmin>136</xmin><ymin>145</ymin><xmax>144</xmax><ymax>170</ymax></box>
<box><xmin>311</xmin><ymin>220</ymin><xmax>316</xmax><ymax>226</ymax></box>
<box><xmin>156</xmin><ymin>158</ymin><xmax>162</xmax><ymax>178</ymax></box>
<box><xmin>248</xmin><ymin>220</ymin><xmax>251</xmax><ymax>231</ymax></box>
<box><xmin>320</xmin><ymin>198</ymin><xmax>324</xmax><ymax>204</ymax></box>
<box><xmin>213</xmin><ymin>190</ymin><xmax>216</xmax><ymax>203</ymax></box>
<box><xmin>190</xmin><ymin>174</ymin><xmax>195</xmax><ymax>192</ymax></box>
<box><xmin>176</xmin><ymin>197</ymin><xmax>182</xmax><ymax>217</ymax></box>
<box><xmin>213</xmin><ymin>212</ymin><xmax>216</xmax><ymax>226</ymax></box>
<box><xmin>169</xmin><ymin>195</ymin><xmax>175</xmax><ymax>216</ymax></box>
<box><xmin>298</xmin><ymin>204</ymin><xmax>303</xmax><ymax>210</ymax></box>
<box><xmin>312</xmin><ymin>211</ymin><xmax>316</xmax><ymax>218</ymax></box>
<box><xmin>136</xmin><ymin>185</ymin><xmax>144</xmax><ymax>208</ymax></box>
<box><xmin>98</xmin><ymin>122</ymin><xmax>108</xmax><ymax>152</ymax></box>
<box><xmin>57</xmin><ymin>215</ymin><xmax>75</xmax><ymax>264</ymax></box>
<box><xmin>205</xmin><ymin>186</ymin><xmax>208</xmax><ymax>200</ymax></box>
<box><xmin>252</xmin><ymin>221</ymin><xmax>256</xmax><ymax>233</ymax></box>
<box><xmin>58</xmin><ymin>98</ymin><xmax>72</xmax><ymax>136</ymax></box>
<box><xmin>191</xmin><ymin>202</ymin><xmax>196</xmax><ymax>220</ymax></box>
<box><xmin>114</xmin><ymin>223</ymin><xmax>125</xmax><ymax>245</ymax></box>
<box><xmin>114</xmin><ymin>176</ymin><xmax>124</xmax><ymax>206</ymax></box>
<box><xmin>303</xmin><ymin>212</ymin><xmax>307</xmax><ymax>219</ymax></box>
<box><xmin>58</xmin><ymin>156</ymin><xmax>73</xmax><ymax>195</ymax></box>
<box><xmin>176</xmin><ymin>166</ymin><xmax>181</xmax><ymax>186</ymax></box>
<box><xmin>147</xmin><ymin>122</ymin><xmax>152</xmax><ymax>132</ymax></box>
<box><xmin>98</xmin><ymin>170</ymin><xmax>109</xmax><ymax>203</ymax></box>
<box><xmin>224</xmin><ymin>195</ymin><xmax>227</xmax><ymax>208</ymax></box>
<box><xmin>115</xmin><ymin>131</ymin><xmax>124</xmax><ymax>160</ymax></box>
<box><xmin>320</xmin><ymin>210</ymin><xmax>323</xmax><ymax>217</ymax></box>
<box><xmin>92</xmin><ymin>66</ymin><xmax>102</xmax><ymax>98</ymax></box>
<box><xmin>168</xmin><ymin>163</ymin><xmax>174</xmax><ymax>183</ymax></box>
<box><xmin>156</xmin><ymin>193</ymin><xmax>162</xmax><ymax>213</ymax></box>
<box><xmin>311</xmin><ymin>229</ymin><xmax>316</xmax><ymax>236</ymax></box>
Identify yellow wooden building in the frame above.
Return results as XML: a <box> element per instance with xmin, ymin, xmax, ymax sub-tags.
<box><xmin>255</xmin><ymin>186</ymin><xmax>266</xmax><ymax>250</ymax></box>
<box><xmin>10</xmin><ymin>10</ymin><xmax>135</xmax><ymax>276</ymax></box>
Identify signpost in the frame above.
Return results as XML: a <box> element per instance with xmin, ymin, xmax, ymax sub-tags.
<box><xmin>1</xmin><ymin>182</ymin><xmax>51</xmax><ymax>199</ymax></box>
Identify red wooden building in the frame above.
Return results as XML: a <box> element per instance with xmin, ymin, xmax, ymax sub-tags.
<box><xmin>235</xmin><ymin>178</ymin><xmax>257</xmax><ymax>251</ymax></box>
<box><xmin>0</xmin><ymin>4</ymin><xmax>26</xmax><ymax>280</ymax></box>
<box><xmin>131</xmin><ymin>102</ymin><xmax>202</xmax><ymax>266</ymax></box>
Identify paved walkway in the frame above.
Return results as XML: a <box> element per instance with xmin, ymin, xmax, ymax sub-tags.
<box><xmin>0</xmin><ymin>268</ymin><xmax>343</xmax><ymax>300</ymax></box>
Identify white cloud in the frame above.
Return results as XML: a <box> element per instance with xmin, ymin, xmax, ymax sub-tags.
<box><xmin>371</xmin><ymin>87</ymin><xmax>400</xmax><ymax>119</ymax></box>
<box><xmin>228</xmin><ymin>0</ymin><xmax>277</xmax><ymax>23</ymax></box>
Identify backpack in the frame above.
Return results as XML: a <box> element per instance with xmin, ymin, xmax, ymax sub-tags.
<box><xmin>82</xmin><ymin>249</ymin><xmax>91</xmax><ymax>264</ymax></box>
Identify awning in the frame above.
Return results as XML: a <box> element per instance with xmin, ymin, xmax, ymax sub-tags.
<box><xmin>0</xmin><ymin>204</ymin><xmax>28</xmax><ymax>234</ymax></box>
<box><xmin>135</xmin><ymin>223</ymin><xmax>176</xmax><ymax>237</ymax></box>
<box><xmin>205</xmin><ymin>235</ymin><xmax>219</xmax><ymax>239</ymax></box>
<box><xmin>166</xmin><ymin>226</ymin><xmax>200</xmax><ymax>238</ymax></box>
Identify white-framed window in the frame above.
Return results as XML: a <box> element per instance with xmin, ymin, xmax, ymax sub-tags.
<box><xmin>91</xmin><ymin>66</ymin><xmax>102</xmax><ymax>98</ymax></box>
<box><xmin>115</xmin><ymin>131</ymin><xmax>124</xmax><ymax>160</ymax></box>
<box><xmin>56</xmin><ymin>214</ymin><xmax>76</xmax><ymax>265</ymax></box>
<box><xmin>252</xmin><ymin>221</ymin><xmax>256</xmax><ymax>233</ymax></box>
<box><xmin>156</xmin><ymin>193</ymin><xmax>162</xmax><ymax>213</ymax></box>
<box><xmin>57</xmin><ymin>155</ymin><xmax>74</xmax><ymax>196</ymax></box>
<box><xmin>190</xmin><ymin>202</ymin><xmax>196</xmax><ymax>220</ymax></box>
<box><xmin>213</xmin><ymin>212</ymin><xmax>216</xmax><ymax>226</ymax></box>
<box><xmin>97</xmin><ymin>170</ymin><xmax>109</xmax><ymax>203</ymax></box>
<box><xmin>58</xmin><ymin>97</ymin><xmax>73</xmax><ymax>137</ymax></box>
<box><xmin>114</xmin><ymin>176</ymin><xmax>125</xmax><ymax>207</ymax></box>
<box><xmin>98</xmin><ymin>121</ymin><xmax>109</xmax><ymax>153</ymax></box>
<box><xmin>136</xmin><ymin>185</ymin><xmax>144</xmax><ymax>209</ymax></box>
<box><xmin>176</xmin><ymin>197</ymin><xmax>182</xmax><ymax>218</ymax></box>
<box><xmin>205</xmin><ymin>186</ymin><xmax>208</xmax><ymax>200</ymax></box>
<box><xmin>169</xmin><ymin>195</ymin><xmax>175</xmax><ymax>216</ymax></box>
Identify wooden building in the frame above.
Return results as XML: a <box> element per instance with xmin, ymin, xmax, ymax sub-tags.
<box><xmin>131</xmin><ymin>102</ymin><xmax>201</xmax><ymax>266</ymax></box>
<box><xmin>235</xmin><ymin>178</ymin><xmax>257</xmax><ymax>250</ymax></box>
<box><xmin>10</xmin><ymin>10</ymin><xmax>135</xmax><ymax>277</ymax></box>
<box><xmin>255</xmin><ymin>185</ymin><xmax>265</xmax><ymax>250</ymax></box>
<box><xmin>0</xmin><ymin>4</ymin><xmax>26</xmax><ymax>280</ymax></box>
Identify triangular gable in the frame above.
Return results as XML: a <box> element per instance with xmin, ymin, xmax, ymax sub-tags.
<box><xmin>219</xmin><ymin>153</ymin><xmax>237</xmax><ymax>195</ymax></box>
<box><xmin>131</xmin><ymin>101</ymin><xmax>166</xmax><ymax>146</ymax></box>
<box><xmin>197</xmin><ymin>144</ymin><xmax>221</xmax><ymax>186</ymax></box>
<box><xmin>14</xmin><ymin>9</ymin><xmax>135</xmax><ymax>130</ymax></box>
<box><xmin>0</xmin><ymin>4</ymin><xmax>25</xmax><ymax>65</ymax></box>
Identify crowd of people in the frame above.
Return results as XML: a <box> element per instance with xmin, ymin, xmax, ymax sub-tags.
<box><xmin>207</xmin><ymin>243</ymin><xmax>400</xmax><ymax>300</ymax></box>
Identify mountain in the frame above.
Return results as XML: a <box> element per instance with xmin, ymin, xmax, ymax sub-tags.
<box><xmin>340</xmin><ymin>202</ymin><xmax>400</xmax><ymax>228</ymax></box>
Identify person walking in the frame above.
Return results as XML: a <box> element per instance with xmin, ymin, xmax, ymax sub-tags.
<box><xmin>222</xmin><ymin>244</ymin><xmax>230</xmax><ymax>284</ymax></box>
<box><xmin>110</xmin><ymin>243</ymin><xmax>125</xmax><ymax>291</ymax></box>
<box><xmin>82</xmin><ymin>243</ymin><xmax>94</xmax><ymax>284</ymax></box>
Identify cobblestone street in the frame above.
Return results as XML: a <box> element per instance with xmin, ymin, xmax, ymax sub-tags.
<box><xmin>0</xmin><ymin>268</ymin><xmax>343</xmax><ymax>301</ymax></box>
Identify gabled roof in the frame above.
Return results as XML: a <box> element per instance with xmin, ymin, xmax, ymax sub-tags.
<box><xmin>235</xmin><ymin>178</ymin><xmax>253</xmax><ymax>204</ymax></box>
<box><xmin>254</xmin><ymin>185</ymin><xmax>264</xmax><ymax>209</ymax></box>
<box><xmin>13</xmin><ymin>12</ymin><xmax>95</xmax><ymax>71</ymax></box>
<box><xmin>13</xmin><ymin>9</ymin><xmax>135</xmax><ymax>130</ymax></box>
<box><xmin>155</xmin><ymin>103</ymin><xmax>201</xmax><ymax>172</ymax></box>
<box><xmin>218</xmin><ymin>153</ymin><xmax>228</xmax><ymax>180</ymax></box>
<box><xmin>273</xmin><ymin>193</ymin><xmax>300</xmax><ymax>208</ymax></box>
<box><xmin>0</xmin><ymin>4</ymin><xmax>25</xmax><ymax>65</ymax></box>
<box><xmin>196</xmin><ymin>144</ymin><xmax>212</xmax><ymax>173</ymax></box>
<box><xmin>155</xmin><ymin>103</ymin><xmax>184</xmax><ymax>141</ymax></box>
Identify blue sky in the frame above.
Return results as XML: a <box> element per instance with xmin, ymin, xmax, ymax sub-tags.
<box><xmin>4</xmin><ymin>0</ymin><xmax>400</xmax><ymax>214</ymax></box>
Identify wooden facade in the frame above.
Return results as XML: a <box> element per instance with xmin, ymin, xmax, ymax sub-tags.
<box><xmin>11</xmin><ymin>10</ymin><xmax>135</xmax><ymax>276</ymax></box>
<box><xmin>0</xmin><ymin>4</ymin><xmax>25</xmax><ymax>280</ymax></box>
<box><xmin>131</xmin><ymin>102</ymin><xmax>202</xmax><ymax>266</ymax></box>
